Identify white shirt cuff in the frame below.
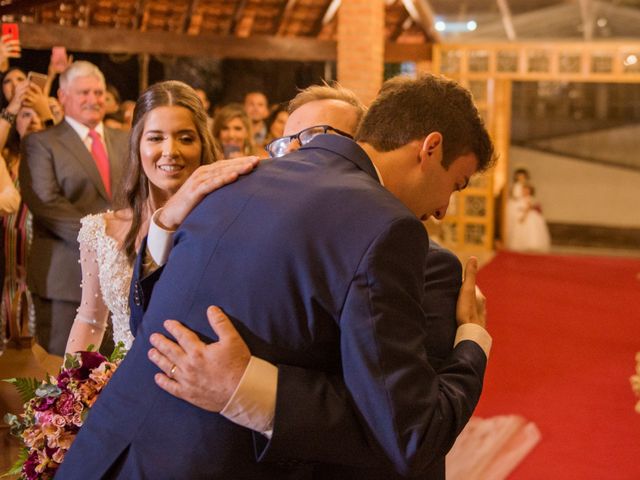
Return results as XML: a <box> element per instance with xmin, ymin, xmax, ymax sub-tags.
<box><xmin>148</xmin><ymin>208</ymin><xmax>175</xmax><ymax>266</ymax></box>
<box><xmin>454</xmin><ymin>323</ymin><xmax>492</xmax><ymax>359</ymax></box>
<box><xmin>220</xmin><ymin>356</ymin><xmax>278</xmax><ymax>439</ymax></box>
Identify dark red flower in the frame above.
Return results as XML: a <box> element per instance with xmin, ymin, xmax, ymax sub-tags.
<box><xmin>78</xmin><ymin>351</ymin><xmax>107</xmax><ymax>376</ymax></box>
<box><xmin>55</xmin><ymin>392</ymin><xmax>75</xmax><ymax>416</ymax></box>
<box><xmin>22</xmin><ymin>450</ymin><xmax>39</xmax><ymax>480</ymax></box>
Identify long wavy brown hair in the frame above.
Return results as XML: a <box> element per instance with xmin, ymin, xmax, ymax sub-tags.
<box><xmin>116</xmin><ymin>80</ymin><xmax>220</xmax><ymax>264</ymax></box>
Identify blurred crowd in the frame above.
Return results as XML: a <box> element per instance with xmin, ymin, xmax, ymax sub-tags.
<box><xmin>0</xmin><ymin>35</ymin><xmax>291</xmax><ymax>353</ymax></box>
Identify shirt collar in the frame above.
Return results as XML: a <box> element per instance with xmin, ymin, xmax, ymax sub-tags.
<box><xmin>65</xmin><ymin>116</ymin><xmax>105</xmax><ymax>140</ymax></box>
<box><xmin>299</xmin><ymin>134</ymin><xmax>380</xmax><ymax>184</ymax></box>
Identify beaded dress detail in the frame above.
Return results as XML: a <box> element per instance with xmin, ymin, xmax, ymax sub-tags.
<box><xmin>77</xmin><ymin>213</ymin><xmax>134</xmax><ymax>349</ymax></box>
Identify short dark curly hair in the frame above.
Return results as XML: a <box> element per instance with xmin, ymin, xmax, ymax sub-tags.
<box><xmin>356</xmin><ymin>73</ymin><xmax>495</xmax><ymax>173</ymax></box>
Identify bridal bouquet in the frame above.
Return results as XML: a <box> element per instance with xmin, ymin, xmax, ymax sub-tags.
<box><xmin>3</xmin><ymin>343</ymin><xmax>126</xmax><ymax>479</ymax></box>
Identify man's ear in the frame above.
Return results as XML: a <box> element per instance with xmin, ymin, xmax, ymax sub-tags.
<box><xmin>419</xmin><ymin>132</ymin><xmax>443</xmax><ymax>168</ymax></box>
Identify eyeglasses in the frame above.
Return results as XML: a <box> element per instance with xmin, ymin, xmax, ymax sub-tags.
<box><xmin>265</xmin><ymin>125</ymin><xmax>353</xmax><ymax>158</ymax></box>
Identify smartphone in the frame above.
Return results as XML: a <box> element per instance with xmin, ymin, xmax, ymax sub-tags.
<box><xmin>51</xmin><ymin>46</ymin><xmax>67</xmax><ymax>69</ymax></box>
<box><xmin>1</xmin><ymin>23</ymin><xmax>19</xmax><ymax>42</ymax></box>
<box><xmin>28</xmin><ymin>72</ymin><xmax>48</xmax><ymax>91</ymax></box>
<box><xmin>223</xmin><ymin>144</ymin><xmax>242</xmax><ymax>158</ymax></box>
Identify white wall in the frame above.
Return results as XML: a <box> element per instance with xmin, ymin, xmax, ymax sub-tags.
<box><xmin>508</xmin><ymin>146</ymin><xmax>640</xmax><ymax>228</ymax></box>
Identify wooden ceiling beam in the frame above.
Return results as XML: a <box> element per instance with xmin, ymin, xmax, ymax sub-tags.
<box><xmin>0</xmin><ymin>0</ymin><xmax>58</xmax><ymax>16</ymax></box>
<box><xmin>275</xmin><ymin>0</ymin><xmax>297</xmax><ymax>35</ymax></box>
<box><xmin>228</xmin><ymin>0</ymin><xmax>248</xmax><ymax>35</ymax></box>
<box><xmin>401</xmin><ymin>0</ymin><xmax>440</xmax><ymax>43</ymax></box>
<box><xmin>496</xmin><ymin>0</ymin><xmax>516</xmax><ymax>40</ymax></box>
<box><xmin>578</xmin><ymin>0</ymin><xmax>594</xmax><ymax>41</ymax></box>
<box><xmin>18</xmin><ymin>22</ymin><xmax>429</xmax><ymax>62</ymax></box>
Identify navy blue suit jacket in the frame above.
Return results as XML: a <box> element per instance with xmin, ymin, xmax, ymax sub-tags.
<box><xmin>260</xmin><ymin>241</ymin><xmax>476</xmax><ymax>480</ymax></box>
<box><xmin>57</xmin><ymin>136</ymin><xmax>486</xmax><ymax>479</ymax></box>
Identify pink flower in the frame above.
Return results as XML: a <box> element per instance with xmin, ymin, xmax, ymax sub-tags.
<box><xmin>35</xmin><ymin>410</ymin><xmax>54</xmax><ymax>426</ymax></box>
<box><xmin>52</xmin><ymin>446</ymin><xmax>65</xmax><ymax>463</ymax></box>
<box><xmin>22</xmin><ymin>426</ymin><xmax>45</xmax><ymax>449</ymax></box>
<box><xmin>56</xmin><ymin>392</ymin><xmax>75</xmax><ymax>416</ymax></box>
<box><xmin>71</xmin><ymin>412</ymin><xmax>84</xmax><ymax>427</ymax></box>
<box><xmin>51</xmin><ymin>414</ymin><xmax>66</xmax><ymax>429</ymax></box>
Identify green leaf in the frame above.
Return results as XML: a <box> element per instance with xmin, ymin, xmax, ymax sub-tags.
<box><xmin>0</xmin><ymin>446</ymin><xmax>28</xmax><ymax>477</ymax></box>
<box><xmin>64</xmin><ymin>352</ymin><xmax>80</xmax><ymax>370</ymax></box>
<box><xmin>3</xmin><ymin>412</ymin><xmax>18</xmax><ymax>427</ymax></box>
<box><xmin>86</xmin><ymin>344</ymin><xmax>96</xmax><ymax>352</ymax></box>
<box><xmin>35</xmin><ymin>383</ymin><xmax>62</xmax><ymax>398</ymax></box>
<box><xmin>3</xmin><ymin>377</ymin><xmax>41</xmax><ymax>403</ymax></box>
<box><xmin>109</xmin><ymin>341</ymin><xmax>128</xmax><ymax>363</ymax></box>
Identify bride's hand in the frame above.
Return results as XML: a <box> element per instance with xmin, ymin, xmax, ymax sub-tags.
<box><xmin>156</xmin><ymin>156</ymin><xmax>260</xmax><ymax>231</ymax></box>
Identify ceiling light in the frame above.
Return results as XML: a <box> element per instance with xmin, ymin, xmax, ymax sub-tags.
<box><xmin>624</xmin><ymin>54</ymin><xmax>638</xmax><ymax>66</ymax></box>
<box><xmin>467</xmin><ymin>20</ymin><xmax>477</xmax><ymax>31</ymax></box>
<box><xmin>435</xmin><ymin>21</ymin><xmax>446</xmax><ymax>32</ymax></box>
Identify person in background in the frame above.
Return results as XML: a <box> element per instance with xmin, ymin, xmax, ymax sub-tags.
<box><xmin>0</xmin><ymin>67</ymin><xmax>56</xmax><ymax>152</ymax></box>
<box><xmin>19</xmin><ymin>61</ymin><xmax>128</xmax><ymax>356</ymax></box>
<box><xmin>262</xmin><ymin>103</ymin><xmax>289</xmax><ymax>147</ymax></box>
<box><xmin>0</xmin><ymin>105</ymin><xmax>41</xmax><ymax>349</ymax></box>
<box><xmin>507</xmin><ymin>182</ymin><xmax>551</xmax><ymax>252</ymax></box>
<box><xmin>243</xmin><ymin>90</ymin><xmax>269</xmax><ymax>147</ymax></box>
<box><xmin>212</xmin><ymin>103</ymin><xmax>259</xmax><ymax>158</ymax></box>
<box><xmin>194</xmin><ymin>87</ymin><xmax>214</xmax><ymax>132</ymax></box>
<box><xmin>120</xmin><ymin>100</ymin><xmax>135</xmax><ymax>130</ymax></box>
<box><xmin>47</xmin><ymin>97</ymin><xmax>64</xmax><ymax>124</ymax></box>
<box><xmin>103</xmin><ymin>84</ymin><xmax>129</xmax><ymax>130</ymax></box>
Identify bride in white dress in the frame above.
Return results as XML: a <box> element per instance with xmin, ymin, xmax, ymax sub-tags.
<box><xmin>64</xmin><ymin>81</ymin><xmax>259</xmax><ymax>354</ymax></box>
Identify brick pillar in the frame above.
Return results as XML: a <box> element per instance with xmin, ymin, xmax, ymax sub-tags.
<box><xmin>337</xmin><ymin>0</ymin><xmax>385</xmax><ymax>106</ymax></box>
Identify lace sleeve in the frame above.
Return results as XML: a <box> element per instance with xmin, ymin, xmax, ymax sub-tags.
<box><xmin>65</xmin><ymin>215</ymin><xmax>110</xmax><ymax>353</ymax></box>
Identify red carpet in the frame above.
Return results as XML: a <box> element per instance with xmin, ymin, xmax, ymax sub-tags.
<box><xmin>474</xmin><ymin>251</ymin><xmax>640</xmax><ymax>479</ymax></box>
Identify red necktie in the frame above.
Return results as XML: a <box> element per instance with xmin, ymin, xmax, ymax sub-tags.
<box><xmin>88</xmin><ymin>129</ymin><xmax>111</xmax><ymax>198</ymax></box>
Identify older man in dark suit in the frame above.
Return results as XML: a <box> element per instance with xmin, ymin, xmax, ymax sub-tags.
<box><xmin>19</xmin><ymin>61</ymin><xmax>127</xmax><ymax>356</ymax></box>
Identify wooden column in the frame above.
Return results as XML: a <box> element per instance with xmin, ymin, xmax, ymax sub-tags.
<box><xmin>337</xmin><ymin>0</ymin><xmax>385</xmax><ymax>105</ymax></box>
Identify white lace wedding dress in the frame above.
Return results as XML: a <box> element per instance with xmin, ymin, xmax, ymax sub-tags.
<box><xmin>75</xmin><ymin>212</ymin><xmax>135</xmax><ymax>350</ymax></box>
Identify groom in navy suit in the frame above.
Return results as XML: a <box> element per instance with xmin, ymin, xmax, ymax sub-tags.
<box><xmin>58</xmin><ymin>74</ymin><xmax>494</xmax><ymax>479</ymax></box>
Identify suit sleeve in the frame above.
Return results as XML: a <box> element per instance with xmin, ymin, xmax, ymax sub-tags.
<box><xmin>258</xmin><ymin>218</ymin><xmax>487</xmax><ymax>476</ymax></box>
<box><xmin>19</xmin><ymin>132</ymin><xmax>85</xmax><ymax>244</ymax></box>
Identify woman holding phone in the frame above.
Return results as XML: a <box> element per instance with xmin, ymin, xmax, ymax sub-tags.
<box><xmin>212</xmin><ymin>103</ymin><xmax>262</xmax><ymax>158</ymax></box>
<box><xmin>0</xmin><ymin>67</ymin><xmax>55</xmax><ymax>151</ymax></box>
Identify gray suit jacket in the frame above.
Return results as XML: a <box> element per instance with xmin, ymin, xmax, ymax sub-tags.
<box><xmin>19</xmin><ymin>119</ymin><xmax>128</xmax><ymax>302</ymax></box>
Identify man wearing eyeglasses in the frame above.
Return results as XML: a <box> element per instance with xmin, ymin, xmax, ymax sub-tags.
<box><xmin>59</xmin><ymin>75</ymin><xmax>494</xmax><ymax>480</ymax></box>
